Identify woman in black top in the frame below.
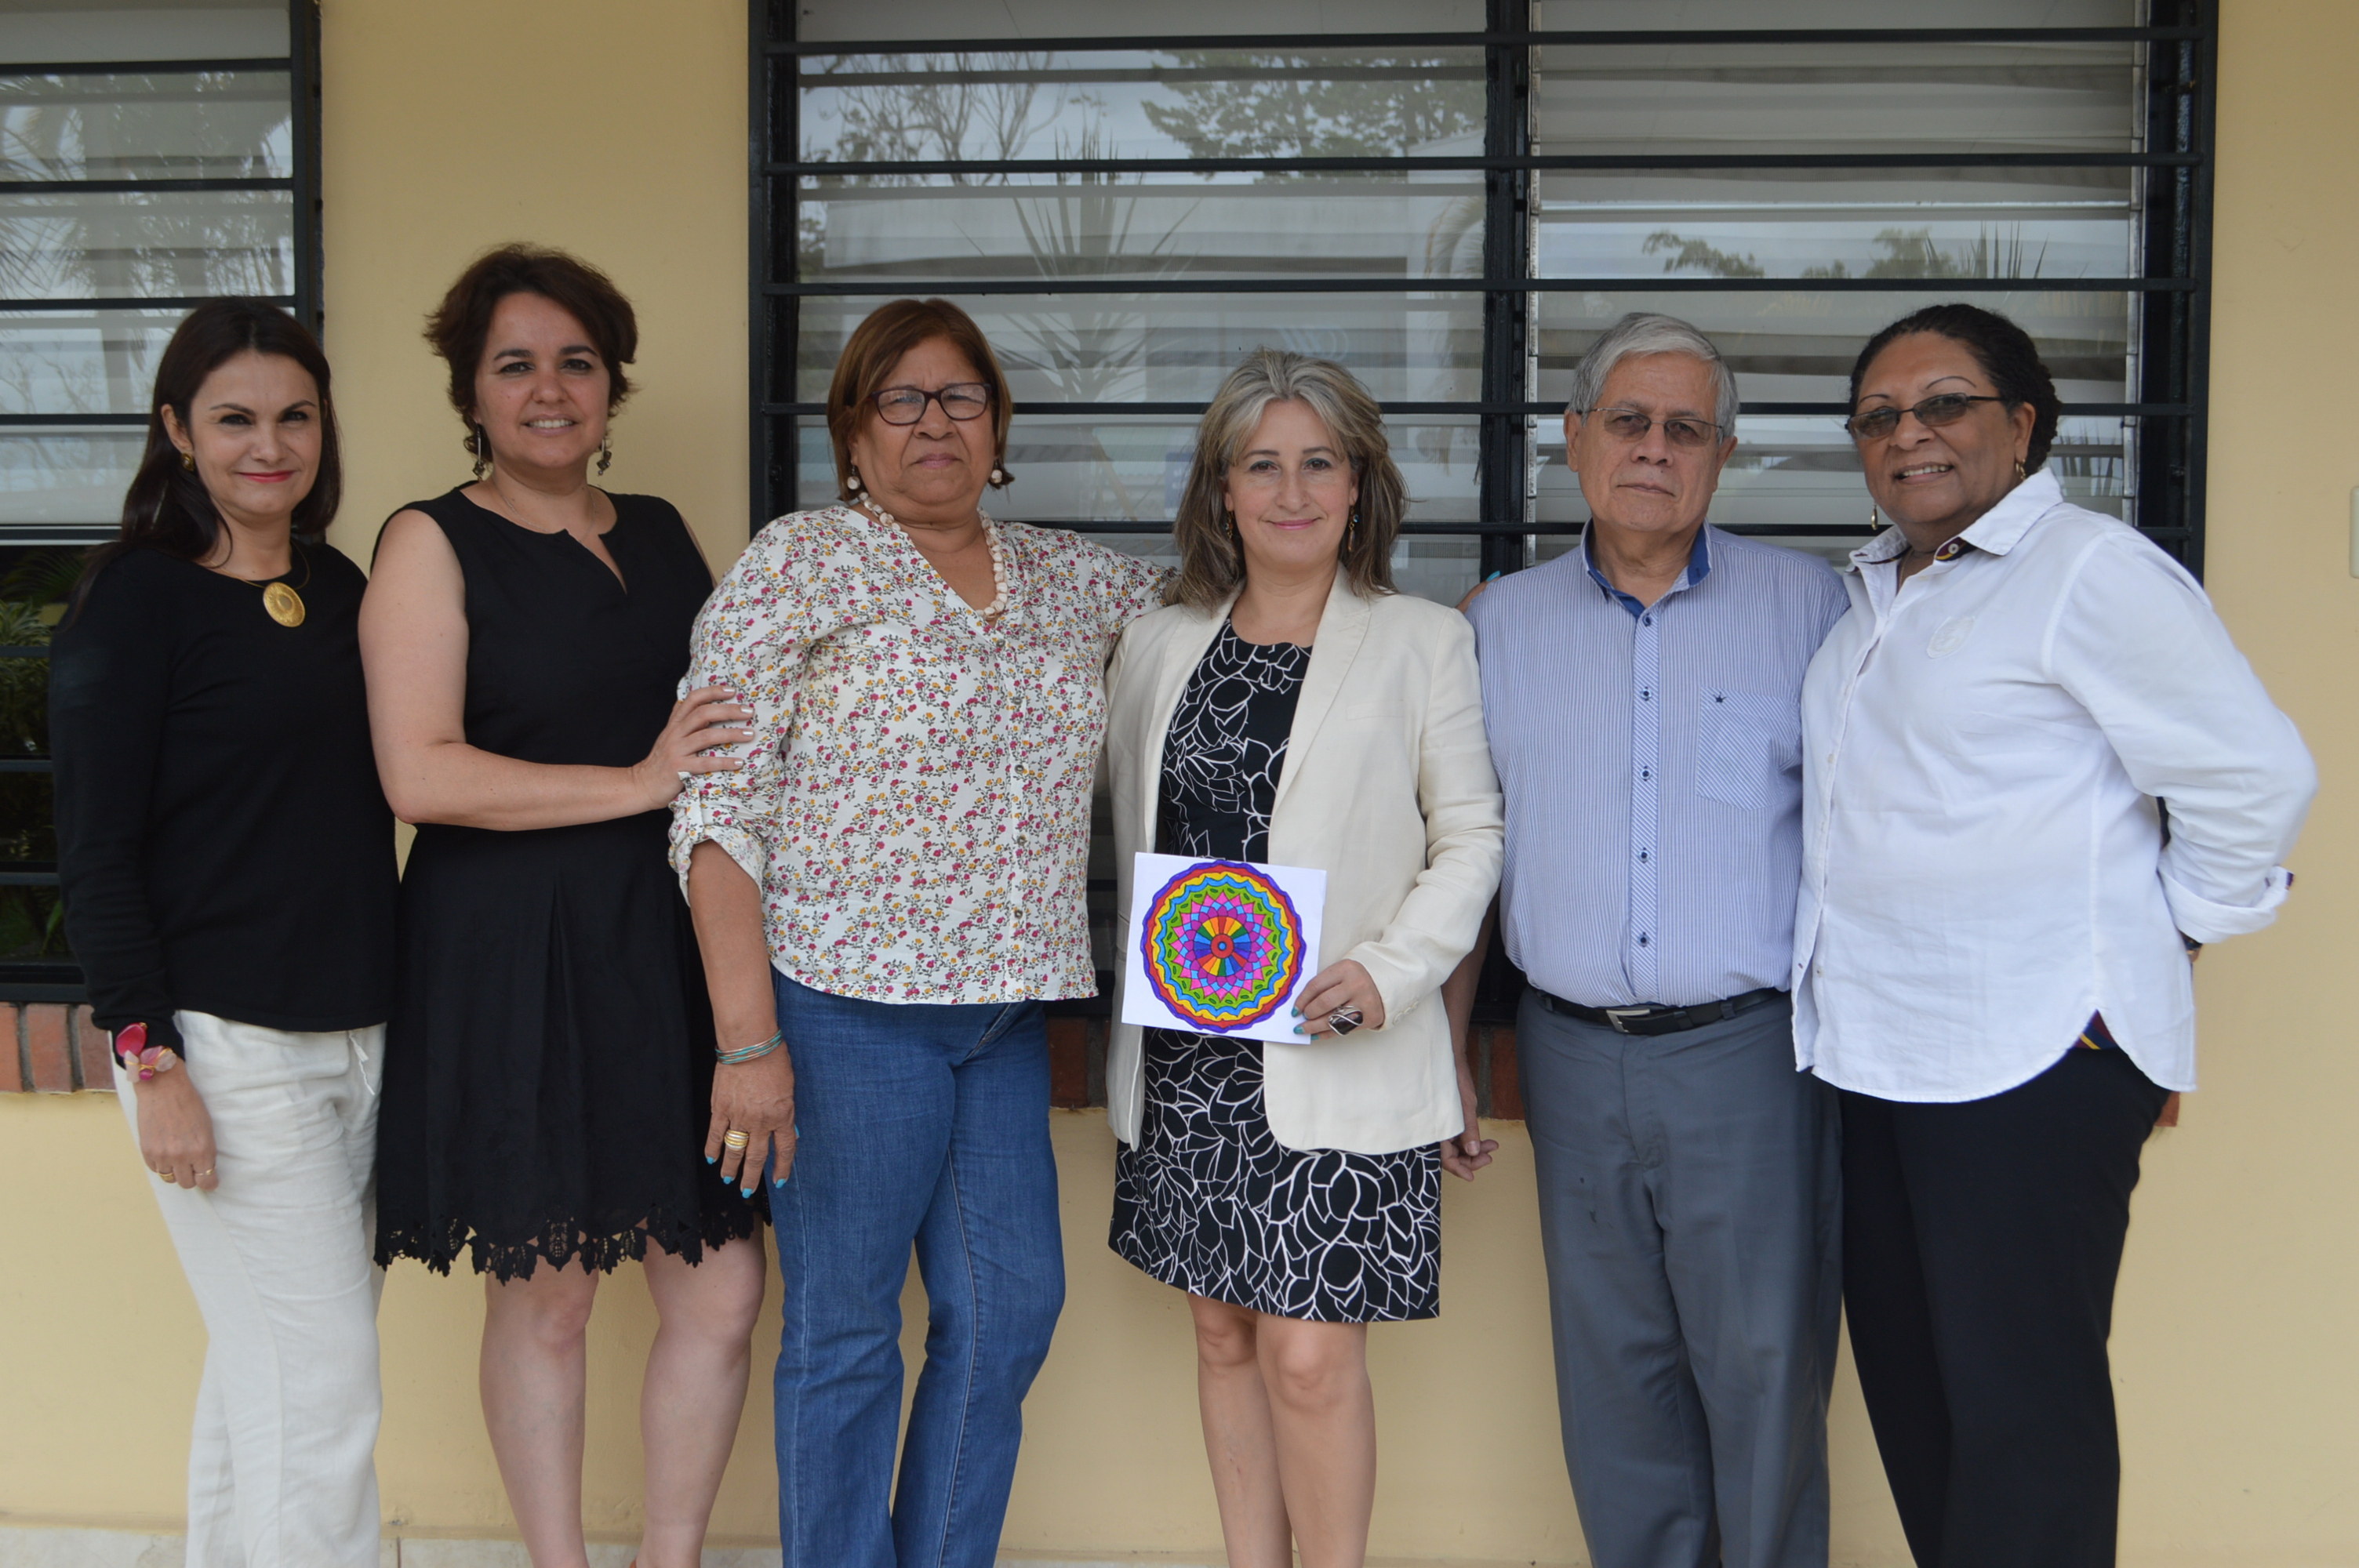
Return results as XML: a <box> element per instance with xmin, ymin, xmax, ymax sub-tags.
<box><xmin>361</xmin><ymin>245</ymin><xmax>769</xmax><ymax>1568</ymax></box>
<box><xmin>52</xmin><ymin>299</ymin><xmax>398</xmax><ymax>1568</ymax></box>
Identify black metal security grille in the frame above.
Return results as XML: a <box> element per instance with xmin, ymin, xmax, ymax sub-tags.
<box><xmin>751</xmin><ymin>3</ymin><xmax>2215</xmax><ymax>587</ymax></box>
<box><xmin>0</xmin><ymin>1</ymin><xmax>322</xmax><ymax>1001</ymax></box>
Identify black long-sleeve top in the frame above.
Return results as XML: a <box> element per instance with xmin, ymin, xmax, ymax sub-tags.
<box><xmin>51</xmin><ymin>543</ymin><xmax>397</xmax><ymax>1058</ymax></box>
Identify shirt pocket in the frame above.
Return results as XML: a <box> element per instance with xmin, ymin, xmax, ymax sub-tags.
<box><xmin>1696</xmin><ymin>688</ymin><xmax>1800</xmax><ymax>812</ymax></box>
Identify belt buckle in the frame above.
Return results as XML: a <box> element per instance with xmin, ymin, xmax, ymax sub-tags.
<box><xmin>1603</xmin><ymin>1007</ymin><xmax>1652</xmax><ymax>1035</ymax></box>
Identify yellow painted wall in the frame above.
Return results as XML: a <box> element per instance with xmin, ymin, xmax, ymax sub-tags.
<box><xmin>4</xmin><ymin>2</ymin><xmax>2357</xmax><ymax>1563</ymax></box>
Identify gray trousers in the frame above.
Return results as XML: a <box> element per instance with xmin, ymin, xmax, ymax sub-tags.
<box><xmin>1518</xmin><ymin>990</ymin><xmax>1839</xmax><ymax>1568</ymax></box>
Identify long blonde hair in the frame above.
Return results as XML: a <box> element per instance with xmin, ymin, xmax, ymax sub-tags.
<box><xmin>1168</xmin><ymin>349</ymin><xmax>1405</xmax><ymax>611</ymax></box>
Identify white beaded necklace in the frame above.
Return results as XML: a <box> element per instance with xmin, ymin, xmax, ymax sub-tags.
<box><xmin>856</xmin><ymin>499</ymin><xmax>1007</xmax><ymax>619</ymax></box>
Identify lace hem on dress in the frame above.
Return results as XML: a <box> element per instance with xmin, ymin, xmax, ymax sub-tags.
<box><xmin>376</xmin><ymin>1198</ymin><xmax>765</xmax><ymax>1283</ymax></box>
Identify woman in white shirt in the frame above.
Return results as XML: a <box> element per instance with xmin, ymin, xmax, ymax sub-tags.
<box><xmin>1794</xmin><ymin>303</ymin><xmax>2314</xmax><ymax>1568</ymax></box>
<box><xmin>1103</xmin><ymin>350</ymin><xmax>1502</xmax><ymax>1568</ymax></box>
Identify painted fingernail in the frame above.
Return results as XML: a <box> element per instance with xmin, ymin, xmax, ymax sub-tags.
<box><xmin>740</xmin><ymin>1185</ymin><xmax>756</xmax><ymax>1199</ymax></box>
<box><xmin>1485</xmin><ymin>570</ymin><xmax>1503</xmax><ymax>581</ymax></box>
<box><xmin>705</xmin><ymin>1154</ymin><xmax>717</xmax><ymax>1165</ymax></box>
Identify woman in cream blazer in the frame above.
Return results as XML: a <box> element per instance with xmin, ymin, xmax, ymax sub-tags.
<box><xmin>1102</xmin><ymin>350</ymin><xmax>1501</xmax><ymax>1568</ymax></box>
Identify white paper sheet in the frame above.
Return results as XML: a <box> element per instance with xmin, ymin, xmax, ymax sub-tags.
<box><xmin>1121</xmin><ymin>852</ymin><xmax>1328</xmax><ymax>1045</ymax></box>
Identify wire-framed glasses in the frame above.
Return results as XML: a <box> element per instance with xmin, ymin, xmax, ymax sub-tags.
<box><xmin>871</xmin><ymin>382</ymin><xmax>994</xmax><ymax>426</ymax></box>
<box><xmin>1585</xmin><ymin>406</ymin><xmax>1726</xmax><ymax>449</ymax></box>
<box><xmin>1845</xmin><ymin>394</ymin><xmax>2008</xmax><ymax>441</ymax></box>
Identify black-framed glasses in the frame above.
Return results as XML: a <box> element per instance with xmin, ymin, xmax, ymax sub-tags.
<box><xmin>1585</xmin><ymin>406</ymin><xmax>1726</xmax><ymax>449</ymax></box>
<box><xmin>871</xmin><ymin>382</ymin><xmax>994</xmax><ymax>426</ymax></box>
<box><xmin>1845</xmin><ymin>394</ymin><xmax>2008</xmax><ymax>441</ymax></box>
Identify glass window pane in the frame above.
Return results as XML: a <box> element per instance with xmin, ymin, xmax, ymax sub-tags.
<box><xmin>794</xmin><ymin>172</ymin><xmax>1485</xmax><ymax>286</ymax></box>
<box><xmin>1535</xmin><ymin>288</ymin><xmax>2134</xmax><ymax>408</ymax></box>
<box><xmin>0</xmin><ymin>188</ymin><xmax>294</xmax><ymax>299</ymax></box>
<box><xmin>795</xmin><ymin>414</ymin><xmax>1481</xmax><ymax>524</ymax></box>
<box><xmin>1538</xmin><ymin>169</ymin><xmax>2135</xmax><ymax>282</ymax></box>
<box><xmin>1536</xmin><ymin>412</ymin><xmax>2134</xmax><ymax>531</ymax></box>
<box><xmin>0</xmin><ymin>5</ymin><xmax>289</xmax><ymax>64</ymax></box>
<box><xmin>0</xmin><ymin>426</ymin><xmax>143</xmax><ymax>526</ymax></box>
<box><xmin>1536</xmin><ymin>2</ymin><xmax>2138</xmax><ymax>32</ymax></box>
<box><xmin>798</xmin><ymin>49</ymin><xmax>1485</xmax><ymax>164</ymax></box>
<box><xmin>1533</xmin><ymin>40</ymin><xmax>2140</xmax><ymax>157</ymax></box>
<box><xmin>0</xmin><ymin>69</ymin><xmax>293</xmax><ymax>180</ymax></box>
<box><xmin>0</xmin><ymin>307</ymin><xmax>191</xmax><ymax>414</ymax></box>
<box><xmin>794</xmin><ymin>2</ymin><xmax>1487</xmax><ymax>43</ymax></box>
<box><xmin>796</xmin><ymin>292</ymin><xmax>1482</xmax><ymax>405</ymax></box>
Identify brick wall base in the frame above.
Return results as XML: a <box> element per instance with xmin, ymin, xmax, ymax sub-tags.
<box><xmin>1</xmin><ymin>1003</ymin><xmax>110</xmax><ymax>1093</ymax></box>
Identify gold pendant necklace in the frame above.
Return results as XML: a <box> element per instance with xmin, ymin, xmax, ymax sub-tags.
<box><xmin>220</xmin><ymin>543</ymin><xmax>311</xmax><ymax>627</ymax></box>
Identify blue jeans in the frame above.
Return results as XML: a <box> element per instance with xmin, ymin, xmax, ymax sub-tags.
<box><xmin>767</xmin><ymin>971</ymin><xmax>1066</xmax><ymax>1568</ymax></box>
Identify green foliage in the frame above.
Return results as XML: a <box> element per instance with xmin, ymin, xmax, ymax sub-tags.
<box><xmin>1644</xmin><ymin>231</ymin><xmax>1766</xmax><ymax>278</ymax></box>
<box><xmin>1139</xmin><ymin>53</ymin><xmax>1485</xmax><ymax>164</ymax></box>
<box><xmin>1643</xmin><ymin>226</ymin><xmax>2052</xmax><ymax>283</ymax></box>
<box><xmin>0</xmin><ymin>549</ymin><xmax>74</xmax><ymax>960</ymax></box>
<box><xmin>1802</xmin><ymin>227</ymin><xmax>2049</xmax><ymax>281</ymax></box>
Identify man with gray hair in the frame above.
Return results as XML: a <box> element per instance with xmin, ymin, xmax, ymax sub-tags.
<box><xmin>1464</xmin><ymin>313</ymin><xmax>1848</xmax><ymax>1568</ymax></box>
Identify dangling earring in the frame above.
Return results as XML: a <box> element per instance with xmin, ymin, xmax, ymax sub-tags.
<box><xmin>1347</xmin><ymin>506</ymin><xmax>1361</xmax><ymax>550</ymax></box>
<box><xmin>178</xmin><ymin>447</ymin><xmax>194</xmax><ymax>471</ymax></box>
<box><xmin>990</xmin><ymin>462</ymin><xmax>1006</xmax><ymax>486</ymax></box>
<box><xmin>1869</xmin><ymin>502</ymin><xmax>1881</xmax><ymax>532</ymax></box>
<box><xmin>597</xmin><ymin>434</ymin><xmax>612</xmax><ymax>477</ymax></box>
<box><xmin>2013</xmin><ymin>458</ymin><xmax>2026</xmax><ymax>482</ymax></box>
<box><xmin>468</xmin><ymin>423</ymin><xmax>490</xmax><ymax>481</ymax></box>
<box><xmin>845</xmin><ymin>466</ymin><xmax>863</xmax><ymax>495</ymax></box>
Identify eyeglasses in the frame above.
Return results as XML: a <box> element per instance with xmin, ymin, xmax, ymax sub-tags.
<box><xmin>871</xmin><ymin>382</ymin><xmax>993</xmax><ymax>426</ymax></box>
<box><xmin>1845</xmin><ymin>393</ymin><xmax>2007</xmax><ymax>441</ymax></box>
<box><xmin>1584</xmin><ymin>407</ymin><xmax>1726</xmax><ymax>449</ymax></box>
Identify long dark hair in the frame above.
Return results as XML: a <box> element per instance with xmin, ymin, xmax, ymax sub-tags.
<box><xmin>77</xmin><ymin>299</ymin><xmax>342</xmax><ymax>604</ymax></box>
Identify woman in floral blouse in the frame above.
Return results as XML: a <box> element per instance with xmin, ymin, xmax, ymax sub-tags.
<box><xmin>671</xmin><ymin>298</ymin><xmax>1165</xmax><ymax>1568</ymax></box>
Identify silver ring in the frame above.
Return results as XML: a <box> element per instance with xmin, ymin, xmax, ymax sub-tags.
<box><xmin>1328</xmin><ymin>1008</ymin><xmax>1363</xmax><ymax>1036</ymax></box>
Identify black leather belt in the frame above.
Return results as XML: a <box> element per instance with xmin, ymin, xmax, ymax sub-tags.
<box><xmin>1532</xmin><ymin>985</ymin><xmax>1784</xmax><ymax>1036</ymax></box>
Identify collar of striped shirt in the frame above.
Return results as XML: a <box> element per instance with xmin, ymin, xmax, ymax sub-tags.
<box><xmin>1579</xmin><ymin>524</ymin><xmax>1712</xmax><ymax>618</ymax></box>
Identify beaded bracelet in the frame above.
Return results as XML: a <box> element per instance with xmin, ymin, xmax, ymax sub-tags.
<box><xmin>113</xmin><ymin>1022</ymin><xmax>181</xmax><ymax>1082</ymax></box>
<box><xmin>715</xmin><ymin>1032</ymin><xmax>783</xmax><ymax>1066</ymax></box>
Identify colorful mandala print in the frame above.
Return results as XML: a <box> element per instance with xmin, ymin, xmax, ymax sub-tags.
<box><xmin>1141</xmin><ymin>861</ymin><xmax>1305</xmax><ymax>1031</ymax></box>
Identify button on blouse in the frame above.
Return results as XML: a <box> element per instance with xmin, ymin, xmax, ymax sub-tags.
<box><xmin>670</xmin><ymin>506</ymin><xmax>1167</xmax><ymax>1004</ymax></box>
<box><xmin>1792</xmin><ymin>471</ymin><xmax>2316</xmax><ymax>1102</ymax></box>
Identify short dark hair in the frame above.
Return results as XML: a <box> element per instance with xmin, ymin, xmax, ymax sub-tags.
<box><xmin>825</xmin><ymin>298</ymin><xmax>1014</xmax><ymax>502</ymax></box>
<box><xmin>79</xmin><ymin>299</ymin><xmax>342</xmax><ymax>607</ymax></box>
<box><xmin>423</xmin><ymin>244</ymin><xmax>638</xmax><ymax>442</ymax></box>
<box><xmin>1848</xmin><ymin>302</ymin><xmax>2063</xmax><ymax>471</ymax></box>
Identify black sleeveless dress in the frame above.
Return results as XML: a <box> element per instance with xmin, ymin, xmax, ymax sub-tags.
<box><xmin>373</xmin><ymin>488</ymin><xmax>765</xmax><ymax>1281</ymax></box>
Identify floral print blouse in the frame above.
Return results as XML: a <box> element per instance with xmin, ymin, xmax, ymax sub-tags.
<box><xmin>669</xmin><ymin>505</ymin><xmax>1168</xmax><ymax>1004</ymax></box>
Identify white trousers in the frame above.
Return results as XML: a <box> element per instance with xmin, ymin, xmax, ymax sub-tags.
<box><xmin>115</xmin><ymin>1011</ymin><xmax>387</xmax><ymax>1568</ymax></box>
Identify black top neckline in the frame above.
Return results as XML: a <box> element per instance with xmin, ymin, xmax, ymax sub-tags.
<box><xmin>448</xmin><ymin>485</ymin><xmax>634</xmax><ymax>588</ymax></box>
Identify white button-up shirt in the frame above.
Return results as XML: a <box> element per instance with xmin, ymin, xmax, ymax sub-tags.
<box><xmin>1794</xmin><ymin>470</ymin><xmax>2315</xmax><ymax>1102</ymax></box>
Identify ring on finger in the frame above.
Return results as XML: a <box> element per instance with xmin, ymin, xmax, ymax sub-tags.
<box><xmin>722</xmin><ymin>1128</ymin><xmax>751</xmax><ymax>1150</ymax></box>
<box><xmin>1328</xmin><ymin>1007</ymin><xmax>1364</xmax><ymax>1036</ymax></box>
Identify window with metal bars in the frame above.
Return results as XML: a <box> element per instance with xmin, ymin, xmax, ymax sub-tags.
<box><xmin>0</xmin><ymin>0</ymin><xmax>322</xmax><ymax>1001</ymax></box>
<box><xmin>752</xmin><ymin>2</ymin><xmax>2213</xmax><ymax>592</ymax></box>
<box><xmin>753</xmin><ymin>0</ymin><xmax>2215</xmax><ymax>1024</ymax></box>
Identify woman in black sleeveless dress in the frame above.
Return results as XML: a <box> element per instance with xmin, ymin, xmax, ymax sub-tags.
<box><xmin>362</xmin><ymin>247</ymin><xmax>769</xmax><ymax>1568</ymax></box>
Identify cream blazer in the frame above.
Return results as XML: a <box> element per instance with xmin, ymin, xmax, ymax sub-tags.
<box><xmin>1104</xmin><ymin>572</ymin><xmax>1503</xmax><ymax>1156</ymax></box>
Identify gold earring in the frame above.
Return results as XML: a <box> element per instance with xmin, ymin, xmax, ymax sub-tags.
<box><xmin>597</xmin><ymin>434</ymin><xmax>612</xmax><ymax>477</ymax></box>
<box><xmin>2013</xmin><ymin>458</ymin><xmax>2026</xmax><ymax>482</ymax></box>
<box><xmin>1870</xmin><ymin>503</ymin><xmax>1881</xmax><ymax>532</ymax></box>
<box><xmin>178</xmin><ymin>448</ymin><xmax>194</xmax><ymax>471</ymax></box>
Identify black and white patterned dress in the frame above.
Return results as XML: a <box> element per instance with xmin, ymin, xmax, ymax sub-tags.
<box><xmin>1110</xmin><ymin>622</ymin><xmax>1441</xmax><ymax>1323</ymax></box>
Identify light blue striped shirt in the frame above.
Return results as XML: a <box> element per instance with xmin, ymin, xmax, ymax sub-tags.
<box><xmin>1467</xmin><ymin>527</ymin><xmax>1848</xmax><ymax>1008</ymax></box>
